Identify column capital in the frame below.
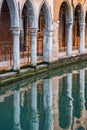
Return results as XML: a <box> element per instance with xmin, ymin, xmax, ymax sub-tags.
<box><xmin>29</xmin><ymin>28</ymin><xmax>38</xmax><ymax>33</ymax></box>
<box><xmin>66</xmin><ymin>21</ymin><xmax>73</xmax><ymax>28</ymax></box>
<box><xmin>44</xmin><ymin>28</ymin><xmax>53</xmax><ymax>36</ymax></box>
<box><xmin>79</xmin><ymin>22</ymin><xmax>85</xmax><ymax>26</ymax></box>
<box><xmin>11</xmin><ymin>27</ymin><xmax>21</xmax><ymax>35</ymax></box>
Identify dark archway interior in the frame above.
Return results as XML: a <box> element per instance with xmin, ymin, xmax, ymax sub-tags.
<box><xmin>73</xmin><ymin>5</ymin><xmax>82</xmax><ymax>50</ymax></box>
<box><xmin>37</xmin><ymin>7</ymin><xmax>45</xmax><ymax>58</ymax></box>
<box><xmin>0</xmin><ymin>0</ymin><xmax>12</xmax><ymax>61</ymax></box>
<box><xmin>59</xmin><ymin>2</ymin><xmax>68</xmax><ymax>52</ymax></box>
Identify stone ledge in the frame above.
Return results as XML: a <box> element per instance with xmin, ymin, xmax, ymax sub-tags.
<box><xmin>0</xmin><ymin>53</ymin><xmax>87</xmax><ymax>87</ymax></box>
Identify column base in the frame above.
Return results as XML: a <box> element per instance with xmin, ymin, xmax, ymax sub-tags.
<box><xmin>12</xmin><ymin>67</ymin><xmax>20</xmax><ymax>73</ymax></box>
<box><xmin>29</xmin><ymin>64</ymin><xmax>37</xmax><ymax>70</ymax></box>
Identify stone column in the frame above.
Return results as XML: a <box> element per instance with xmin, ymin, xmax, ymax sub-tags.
<box><xmin>30</xmin><ymin>28</ymin><xmax>38</xmax><ymax>66</ymax></box>
<box><xmin>57</xmin><ymin>21</ymin><xmax>60</xmax><ymax>54</ymax></box>
<box><xmin>43</xmin><ymin>78</ymin><xmax>53</xmax><ymax>130</ymax></box>
<box><xmin>43</xmin><ymin>30</ymin><xmax>53</xmax><ymax>62</ymax></box>
<box><xmin>79</xmin><ymin>22</ymin><xmax>85</xmax><ymax>53</ymax></box>
<box><xmin>66</xmin><ymin>22</ymin><xmax>73</xmax><ymax>56</ymax></box>
<box><xmin>12</xmin><ymin>27</ymin><xmax>20</xmax><ymax>70</ymax></box>
<box><xmin>30</xmin><ymin>82</ymin><xmax>39</xmax><ymax>130</ymax></box>
<box><xmin>13</xmin><ymin>90</ymin><xmax>21</xmax><ymax>130</ymax></box>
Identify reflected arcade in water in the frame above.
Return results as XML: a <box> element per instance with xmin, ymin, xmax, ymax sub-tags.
<box><xmin>0</xmin><ymin>67</ymin><xmax>87</xmax><ymax>130</ymax></box>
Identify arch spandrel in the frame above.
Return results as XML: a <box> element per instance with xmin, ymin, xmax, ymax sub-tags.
<box><xmin>73</xmin><ymin>0</ymin><xmax>86</xmax><ymax>6</ymax></box>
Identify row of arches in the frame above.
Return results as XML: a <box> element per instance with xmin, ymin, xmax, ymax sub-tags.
<box><xmin>0</xmin><ymin>0</ymin><xmax>87</xmax><ymax>70</ymax></box>
<box><xmin>58</xmin><ymin>2</ymin><xmax>87</xmax><ymax>55</ymax></box>
<box><xmin>0</xmin><ymin>0</ymin><xmax>52</xmax><ymax>70</ymax></box>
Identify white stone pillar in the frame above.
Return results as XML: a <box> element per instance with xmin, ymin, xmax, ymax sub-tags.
<box><xmin>13</xmin><ymin>90</ymin><xmax>21</xmax><ymax>130</ymax></box>
<box><xmin>79</xmin><ymin>22</ymin><xmax>85</xmax><ymax>53</ymax></box>
<box><xmin>57</xmin><ymin>21</ymin><xmax>60</xmax><ymax>54</ymax></box>
<box><xmin>30</xmin><ymin>28</ymin><xmax>38</xmax><ymax>66</ymax></box>
<box><xmin>12</xmin><ymin>27</ymin><xmax>20</xmax><ymax>70</ymax></box>
<box><xmin>43</xmin><ymin>30</ymin><xmax>53</xmax><ymax>62</ymax></box>
<box><xmin>30</xmin><ymin>82</ymin><xmax>39</xmax><ymax>130</ymax></box>
<box><xmin>66</xmin><ymin>22</ymin><xmax>73</xmax><ymax>56</ymax></box>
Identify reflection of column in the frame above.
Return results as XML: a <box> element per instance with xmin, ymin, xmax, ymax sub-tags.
<box><xmin>66</xmin><ymin>22</ymin><xmax>73</xmax><ymax>56</ymax></box>
<box><xmin>67</xmin><ymin>73</ymin><xmax>73</xmax><ymax>129</ymax></box>
<box><xmin>79</xmin><ymin>69</ymin><xmax>85</xmax><ymax>109</ymax></box>
<box><xmin>43</xmin><ymin>30</ymin><xmax>53</xmax><ymax>62</ymax></box>
<box><xmin>59</xmin><ymin>76</ymin><xmax>71</xmax><ymax>129</ymax></box>
<box><xmin>12</xmin><ymin>27</ymin><xmax>20</xmax><ymax>70</ymax></box>
<box><xmin>30</xmin><ymin>82</ymin><xmax>39</xmax><ymax>130</ymax></box>
<box><xmin>79</xmin><ymin>22</ymin><xmax>85</xmax><ymax>53</ymax></box>
<box><xmin>30</xmin><ymin>28</ymin><xmax>38</xmax><ymax>66</ymax></box>
<box><xmin>73</xmin><ymin>73</ymin><xmax>82</xmax><ymax>119</ymax></box>
<box><xmin>67</xmin><ymin>73</ymin><xmax>72</xmax><ymax>101</ymax></box>
<box><xmin>43</xmin><ymin>78</ymin><xmax>53</xmax><ymax>130</ymax></box>
<box><xmin>13</xmin><ymin>90</ymin><xmax>21</xmax><ymax>130</ymax></box>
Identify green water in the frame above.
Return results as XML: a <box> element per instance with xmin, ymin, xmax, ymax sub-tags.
<box><xmin>0</xmin><ymin>68</ymin><xmax>87</xmax><ymax>130</ymax></box>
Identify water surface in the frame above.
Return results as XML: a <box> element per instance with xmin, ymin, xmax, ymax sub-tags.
<box><xmin>0</xmin><ymin>67</ymin><xmax>87</xmax><ymax>130</ymax></box>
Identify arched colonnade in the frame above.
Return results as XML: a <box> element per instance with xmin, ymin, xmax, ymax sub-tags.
<box><xmin>0</xmin><ymin>0</ymin><xmax>52</xmax><ymax>70</ymax></box>
<box><xmin>0</xmin><ymin>0</ymin><xmax>87</xmax><ymax>70</ymax></box>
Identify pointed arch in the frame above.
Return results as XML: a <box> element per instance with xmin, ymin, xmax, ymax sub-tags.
<box><xmin>38</xmin><ymin>1</ymin><xmax>52</xmax><ymax>30</ymax></box>
<box><xmin>58</xmin><ymin>1</ymin><xmax>72</xmax><ymax>22</ymax></box>
<box><xmin>75</xmin><ymin>3</ymin><xmax>84</xmax><ymax>23</ymax></box>
<box><xmin>0</xmin><ymin>0</ymin><xmax>19</xmax><ymax>27</ymax></box>
<box><xmin>21</xmin><ymin>0</ymin><xmax>37</xmax><ymax>28</ymax></box>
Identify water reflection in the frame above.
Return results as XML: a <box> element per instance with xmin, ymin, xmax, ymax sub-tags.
<box><xmin>43</xmin><ymin>79</ymin><xmax>53</xmax><ymax>130</ymax></box>
<box><xmin>13</xmin><ymin>90</ymin><xmax>21</xmax><ymax>130</ymax></box>
<box><xmin>0</xmin><ymin>68</ymin><xmax>87</xmax><ymax>129</ymax></box>
<box><xmin>30</xmin><ymin>82</ymin><xmax>39</xmax><ymax>130</ymax></box>
<box><xmin>59</xmin><ymin>73</ymin><xmax>73</xmax><ymax>129</ymax></box>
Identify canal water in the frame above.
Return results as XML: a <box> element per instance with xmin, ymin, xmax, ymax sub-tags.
<box><xmin>0</xmin><ymin>67</ymin><xmax>87</xmax><ymax>130</ymax></box>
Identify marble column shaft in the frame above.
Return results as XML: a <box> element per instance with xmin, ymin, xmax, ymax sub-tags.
<box><xmin>43</xmin><ymin>30</ymin><xmax>53</xmax><ymax>62</ymax></box>
<box><xmin>12</xmin><ymin>27</ymin><xmax>20</xmax><ymax>70</ymax></box>
<box><xmin>66</xmin><ymin>22</ymin><xmax>73</xmax><ymax>56</ymax></box>
<box><xmin>30</xmin><ymin>28</ymin><xmax>38</xmax><ymax>66</ymax></box>
<box><xmin>79</xmin><ymin>22</ymin><xmax>85</xmax><ymax>53</ymax></box>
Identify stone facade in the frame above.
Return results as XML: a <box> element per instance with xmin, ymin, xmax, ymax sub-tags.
<box><xmin>0</xmin><ymin>0</ymin><xmax>87</xmax><ymax>70</ymax></box>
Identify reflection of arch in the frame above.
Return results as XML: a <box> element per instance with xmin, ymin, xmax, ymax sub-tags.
<box><xmin>75</xmin><ymin>126</ymin><xmax>85</xmax><ymax>130</ymax></box>
<box><xmin>21</xmin><ymin>0</ymin><xmax>37</xmax><ymax>28</ymax></box>
<box><xmin>59</xmin><ymin>77</ymin><xmax>71</xmax><ymax>129</ymax></box>
<box><xmin>38</xmin><ymin>1</ymin><xmax>52</xmax><ymax>30</ymax></box>
<box><xmin>0</xmin><ymin>0</ymin><xmax>19</xmax><ymax>27</ymax></box>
